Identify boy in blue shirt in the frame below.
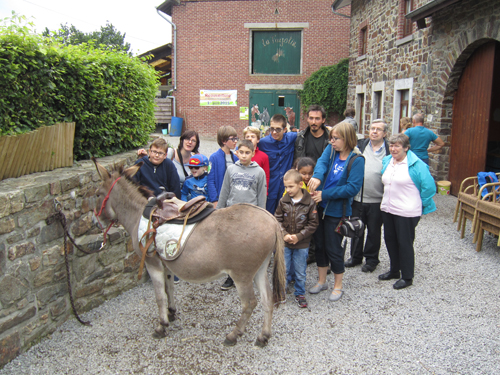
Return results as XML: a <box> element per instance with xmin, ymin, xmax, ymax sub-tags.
<box><xmin>181</xmin><ymin>155</ymin><xmax>209</xmax><ymax>201</ymax></box>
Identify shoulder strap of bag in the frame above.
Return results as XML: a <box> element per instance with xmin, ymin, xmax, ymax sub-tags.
<box><xmin>342</xmin><ymin>154</ymin><xmax>364</xmax><ymax>217</ymax></box>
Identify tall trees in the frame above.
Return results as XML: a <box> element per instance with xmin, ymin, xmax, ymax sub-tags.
<box><xmin>42</xmin><ymin>22</ymin><xmax>131</xmax><ymax>54</ymax></box>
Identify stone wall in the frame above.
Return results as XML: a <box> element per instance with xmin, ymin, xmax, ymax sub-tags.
<box><xmin>346</xmin><ymin>0</ymin><xmax>500</xmax><ymax>181</ymax></box>
<box><xmin>170</xmin><ymin>0</ymin><xmax>350</xmax><ymax>136</ymax></box>
<box><xmin>0</xmin><ymin>151</ymin><xmax>148</xmax><ymax>367</ymax></box>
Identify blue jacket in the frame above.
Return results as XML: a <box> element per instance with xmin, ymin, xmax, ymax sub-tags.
<box><xmin>181</xmin><ymin>172</ymin><xmax>208</xmax><ymax>201</ymax></box>
<box><xmin>207</xmin><ymin>148</ymin><xmax>238</xmax><ymax>202</ymax></box>
<box><xmin>381</xmin><ymin>150</ymin><xmax>437</xmax><ymax>215</ymax></box>
<box><xmin>134</xmin><ymin>156</ymin><xmax>181</xmax><ymax>198</ymax></box>
<box><xmin>258</xmin><ymin>132</ymin><xmax>298</xmax><ymax>202</ymax></box>
<box><xmin>312</xmin><ymin>144</ymin><xmax>365</xmax><ymax>218</ymax></box>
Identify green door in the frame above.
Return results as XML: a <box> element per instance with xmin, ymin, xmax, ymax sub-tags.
<box><xmin>249</xmin><ymin>90</ymin><xmax>300</xmax><ymax>132</ymax></box>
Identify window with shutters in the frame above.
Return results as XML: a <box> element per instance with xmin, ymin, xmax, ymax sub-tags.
<box><xmin>251</xmin><ymin>30</ymin><xmax>302</xmax><ymax>75</ymax></box>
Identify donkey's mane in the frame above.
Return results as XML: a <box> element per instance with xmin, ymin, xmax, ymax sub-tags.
<box><xmin>110</xmin><ymin>163</ymin><xmax>153</xmax><ymax>200</ymax></box>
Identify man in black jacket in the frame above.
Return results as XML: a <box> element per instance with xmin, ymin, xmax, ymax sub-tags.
<box><xmin>346</xmin><ymin>120</ymin><xmax>389</xmax><ymax>272</ymax></box>
<box><xmin>294</xmin><ymin>105</ymin><xmax>330</xmax><ymax>162</ymax></box>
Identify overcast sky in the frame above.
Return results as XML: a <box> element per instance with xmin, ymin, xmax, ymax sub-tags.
<box><xmin>0</xmin><ymin>0</ymin><xmax>173</xmax><ymax>55</ymax></box>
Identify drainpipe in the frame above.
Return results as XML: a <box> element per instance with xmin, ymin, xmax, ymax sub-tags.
<box><xmin>331</xmin><ymin>4</ymin><xmax>351</xmax><ymax>18</ymax></box>
<box><xmin>156</xmin><ymin>9</ymin><xmax>177</xmax><ymax>91</ymax></box>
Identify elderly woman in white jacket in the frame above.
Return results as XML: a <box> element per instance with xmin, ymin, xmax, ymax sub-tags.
<box><xmin>378</xmin><ymin>133</ymin><xmax>436</xmax><ymax>290</ymax></box>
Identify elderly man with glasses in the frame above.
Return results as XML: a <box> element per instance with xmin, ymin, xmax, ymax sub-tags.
<box><xmin>258</xmin><ymin>113</ymin><xmax>298</xmax><ymax>214</ymax></box>
<box><xmin>345</xmin><ymin>119</ymin><xmax>390</xmax><ymax>272</ymax></box>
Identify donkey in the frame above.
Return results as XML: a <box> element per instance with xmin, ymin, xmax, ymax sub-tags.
<box><xmin>92</xmin><ymin>159</ymin><xmax>286</xmax><ymax>347</ymax></box>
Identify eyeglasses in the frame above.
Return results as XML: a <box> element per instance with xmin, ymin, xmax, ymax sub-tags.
<box><xmin>228</xmin><ymin>137</ymin><xmax>239</xmax><ymax>142</ymax></box>
<box><xmin>149</xmin><ymin>150</ymin><xmax>166</xmax><ymax>157</ymax></box>
<box><xmin>270</xmin><ymin>127</ymin><xmax>283</xmax><ymax>133</ymax></box>
<box><xmin>331</xmin><ymin>136</ymin><xmax>343</xmax><ymax>142</ymax></box>
<box><xmin>185</xmin><ymin>138</ymin><xmax>197</xmax><ymax>143</ymax></box>
<box><xmin>188</xmin><ymin>166</ymin><xmax>201</xmax><ymax>170</ymax></box>
<box><xmin>370</xmin><ymin>127</ymin><xmax>384</xmax><ymax>133</ymax></box>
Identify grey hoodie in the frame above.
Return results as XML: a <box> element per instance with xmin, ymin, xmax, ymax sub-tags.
<box><xmin>217</xmin><ymin>161</ymin><xmax>267</xmax><ymax>209</ymax></box>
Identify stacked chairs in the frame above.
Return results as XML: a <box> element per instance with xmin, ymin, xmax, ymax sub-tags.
<box><xmin>452</xmin><ymin>173</ymin><xmax>500</xmax><ymax>244</ymax></box>
<box><xmin>474</xmin><ymin>187</ymin><xmax>500</xmax><ymax>252</ymax></box>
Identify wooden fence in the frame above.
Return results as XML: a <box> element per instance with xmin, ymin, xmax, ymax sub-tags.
<box><xmin>0</xmin><ymin>122</ymin><xmax>75</xmax><ymax>181</ymax></box>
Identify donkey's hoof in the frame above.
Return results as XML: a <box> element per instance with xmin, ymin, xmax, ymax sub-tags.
<box><xmin>223</xmin><ymin>337</ymin><xmax>237</xmax><ymax>347</ymax></box>
<box><xmin>152</xmin><ymin>324</ymin><xmax>168</xmax><ymax>339</ymax></box>
<box><xmin>168</xmin><ymin>308</ymin><xmax>177</xmax><ymax>322</ymax></box>
<box><xmin>254</xmin><ymin>337</ymin><xmax>268</xmax><ymax>348</ymax></box>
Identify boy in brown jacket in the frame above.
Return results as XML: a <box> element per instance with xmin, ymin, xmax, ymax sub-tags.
<box><xmin>275</xmin><ymin>169</ymin><xmax>319</xmax><ymax>308</ymax></box>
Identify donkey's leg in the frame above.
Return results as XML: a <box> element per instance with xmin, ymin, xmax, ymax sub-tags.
<box><xmin>145</xmin><ymin>257</ymin><xmax>171</xmax><ymax>338</ymax></box>
<box><xmin>223</xmin><ymin>277</ymin><xmax>257</xmax><ymax>346</ymax></box>
<box><xmin>253</xmin><ymin>253</ymin><xmax>273</xmax><ymax>347</ymax></box>
<box><xmin>162</xmin><ymin>264</ymin><xmax>179</xmax><ymax>324</ymax></box>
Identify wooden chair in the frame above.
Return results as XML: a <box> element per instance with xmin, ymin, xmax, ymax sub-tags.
<box><xmin>452</xmin><ymin>173</ymin><xmax>500</xmax><ymax>240</ymax></box>
<box><xmin>474</xmin><ymin>188</ymin><xmax>500</xmax><ymax>251</ymax></box>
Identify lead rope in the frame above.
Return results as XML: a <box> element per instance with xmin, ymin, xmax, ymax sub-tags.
<box><xmin>47</xmin><ymin>199</ymin><xmax>110</xmax><ymax>326</ymax></box>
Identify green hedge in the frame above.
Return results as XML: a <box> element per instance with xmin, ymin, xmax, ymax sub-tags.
<box><xmin>0</xmin><ymin>19</ymin><xmax>158</xmax><ymax>160</ymax></box>
<box><xmin>298</xmin><ymin>58</ymin><xmax>349</xmax><ymax>118</ymax></box>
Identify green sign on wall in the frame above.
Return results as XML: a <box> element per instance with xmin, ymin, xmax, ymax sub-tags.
<box><xmin>252</xmin><ymin>31</ymin><xmax>301</xmax><ymax>74</ymax></box>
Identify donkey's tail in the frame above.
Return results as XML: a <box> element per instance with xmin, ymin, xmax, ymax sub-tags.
<box><xmin>272</xmin><ymin>221</ymin><xmax>286</xmax><ymax>306</ymax></box>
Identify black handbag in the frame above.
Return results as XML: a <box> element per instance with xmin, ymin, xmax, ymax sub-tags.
<box><xmin>336</xmin><ymin>216</ymin><xmax>364</xmax><ymax>238</ymax></box>
<box><xmin>335</xmin><ymin>154</ymin><xmax>365</xmax><ymax>239</ymax></box>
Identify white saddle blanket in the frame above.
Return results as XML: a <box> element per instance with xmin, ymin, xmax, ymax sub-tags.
<box><xmin>138</xmin><ymin>216</ymin><xmax>196</xmax><ymax>260</ymax></box>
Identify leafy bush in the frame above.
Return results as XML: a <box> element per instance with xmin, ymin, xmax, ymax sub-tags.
<box><xmin>0</xmin><ymin>14</ymin><xmax>158</xmax><ymax>160</ymax></box>
<box><xmin>298</xmin><ymin>59</ymin><xmax>349</xmax><ymax>117</ymax></box>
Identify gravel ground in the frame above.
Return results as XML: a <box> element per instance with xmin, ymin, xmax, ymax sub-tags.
<box><xmin>2</xmin><ymin>137</ymin><xmax>500</xmax><ymax>374</ymax></box>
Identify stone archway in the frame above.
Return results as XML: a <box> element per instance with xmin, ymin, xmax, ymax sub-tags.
<box><xmin>440</xmin><ymin>39</ymin><xmax>500</xmax><ymax>195</ymax></box>
<box><xmin>431</xmin><ymin>36</ymin><xmax>500</xmax><ymax>188</ymax></box>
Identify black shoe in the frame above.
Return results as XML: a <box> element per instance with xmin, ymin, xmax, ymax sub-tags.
<box><xmin>345</xmin><ymin>258</ymin><xmax>362</xmax><ymax>268</ymax></box>
<box><xmin>361</xmin><ymin>264</ymin><xmax>376</xmax><ymax>273</ymax></box>
<box><xmin>221</xmin><ymin>276</ymin><xmax>235</xmax><ymax>290</ymax></box>
<box><xmin>378</xmin><ymin>271</ymin><xmax>400</xmax><ymax>280</ymax></box>
<box><xmin>393</xmin><ymin>279</ymin><xmax>412</xmax><ymax>289</ymax></box>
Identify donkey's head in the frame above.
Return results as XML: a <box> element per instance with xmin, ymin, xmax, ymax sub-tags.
<box><xmin>92</xmin><ymin>158</ymin><xmax>147</xmax><ymax>228</ymax></box>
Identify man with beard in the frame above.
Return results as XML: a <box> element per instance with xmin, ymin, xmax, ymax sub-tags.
<box><xmin>293</xmin><ymin>105</ymin><xmax>330</xmax><ymax>265</ymax></box>
<box><xmin>294</xmin><ymin>105</ymin><xmax>330</xmax><ymax>162</ymax></box>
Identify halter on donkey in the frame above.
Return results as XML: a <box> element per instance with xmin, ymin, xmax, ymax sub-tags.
<box><xmin>92</xmin><ymin>159</ymin><xmax>286</xmax><ymax>347</ymax></box>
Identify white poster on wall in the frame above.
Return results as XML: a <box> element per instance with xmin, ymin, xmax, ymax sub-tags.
<box><xmin>200</xmin><ymin>90</ymin><xmax>237</xmax><ymax>106</ymax></box>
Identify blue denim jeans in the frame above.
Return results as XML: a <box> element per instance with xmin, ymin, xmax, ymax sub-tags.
<box><xmin>284</xmin><ymin>246</ymin><xmax>309</xmax><ymax>296</ymax></box>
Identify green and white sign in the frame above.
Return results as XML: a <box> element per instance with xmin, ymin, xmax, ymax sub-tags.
<box><xmin>200</xmin><ymin>90</ymin><xmax>237</xmax><ymax>106</ymax></box>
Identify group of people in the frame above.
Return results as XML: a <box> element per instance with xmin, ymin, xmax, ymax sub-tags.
<box><xmin>133</xmin><ymin>107</ymin><xmax>441</xmax><ymax>308</ymax></box>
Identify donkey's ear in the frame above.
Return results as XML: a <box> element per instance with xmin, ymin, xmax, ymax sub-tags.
<box><xmin>124</xmin><ymin>162</ymin><xmax>143</xmax><ymax>178</ymax></box>
<box><xmin>92</xmin><ymin>157</ymin><xmax>110</xmax><ymax>180</ymax></box>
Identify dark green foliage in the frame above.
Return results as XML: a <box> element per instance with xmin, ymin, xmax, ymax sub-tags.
<box><xmin>298</xmin><ymin>59</ymin><xmax>349</xmax><ymax>117</ymax></box>
<box><xmin>0</xmin><ymin>14</ymin><xmax>158</xmax><ymax>160</ymax></box>
<box><xmin>42</xmin><ymin>22</ymin><xmax>131</xmax><ymax>55</ymax></box>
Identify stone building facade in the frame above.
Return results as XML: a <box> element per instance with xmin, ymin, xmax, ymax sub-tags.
<box><xmin>334</xmin><ymin>0</ymin><xmax>500</xmax><ymax>193</ymax></box>
<box><xmin>157</xmin><ymin>0</ymin><xmax>350</xmax><ymax>136</ymax></box>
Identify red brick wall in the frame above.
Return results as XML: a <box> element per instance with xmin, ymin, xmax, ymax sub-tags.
<box><xmin>170</xmin><ymin>0</ymin><xmax>350</xmax><ymax>138</ymax></box>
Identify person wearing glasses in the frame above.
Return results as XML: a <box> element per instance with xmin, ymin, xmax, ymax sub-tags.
<box><xmin>181</xmin><ymin>154</ymin><xmax>209</xmax><ymax>201</ymax></box>
<box><xmin>258</xmin><ymin>114</ymin><xmax>298</xmax><ymax>214</ymax></box>
<box><xmin>133</xmin><ymin>138</ymin><xmax>181</xmax><ymax>198</ymax></box>
<box><xmin>307</xmin><ymin>122</ymin><xmax>364</xmax><ymax>302</ymax></box>
<box><xmin>345</xmin><ymin>120</ymin><xmax>390</xmax><ymax>273</ymax></box>
<box><xmin>138</xmin><ymin>130</ymin><xmax>201</xmax><ymax>190</ymax></box>
<box><xmin>207</xmin><ymin>125</ymin><xmax>239</xmax><ymax>208</ymax></box>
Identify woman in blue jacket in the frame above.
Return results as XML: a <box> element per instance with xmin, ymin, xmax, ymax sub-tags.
<box><xmin>378</xmin><ymin>133</ymin><xmax>436</xmax><ymax>290</ymax></box>
<box><xmin>307</xmin><ymin>122</ymin><xmax>365</xmax><ymax>302</ymax></box>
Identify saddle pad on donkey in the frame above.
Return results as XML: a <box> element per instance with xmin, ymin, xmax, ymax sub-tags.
<box><xmin>138</xmin><ymin>216</ymin><xmax>196</xmax><ymax>261</ymax></box>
